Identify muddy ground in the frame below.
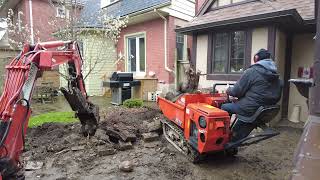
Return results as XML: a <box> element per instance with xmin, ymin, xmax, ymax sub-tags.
<box><xmin>23</xmin><ymin>105</ymin><xmax>302</xmax><ymax>180</ymax></box>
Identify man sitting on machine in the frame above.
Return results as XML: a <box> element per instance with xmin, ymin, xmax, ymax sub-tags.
<box><xmin>221</xmin><ymin>49</ymin><xmax>282</xmax><ymax>142</ymax></box>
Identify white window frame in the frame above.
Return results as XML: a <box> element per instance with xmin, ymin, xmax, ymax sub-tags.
<box><xmin>125</xmin><ymin>32</ymin><xmax>147</xmax><ymax>77</ymax></box>
<box><xmin>176</xmin><ymin>33</ymin><xmax>188</xmax><ymax>62</ymax></box>
<box><xmin>56</xmin><ymin>5</ymin><xmax>69</xmax><ymax>19</ymax></box>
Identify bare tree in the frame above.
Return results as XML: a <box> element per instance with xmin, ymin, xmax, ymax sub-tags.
<box><xmin>5</xmin><ymin>9</ymin><xmax>40</xmax><ymax>49</ymax></box>
<box><xmin>49</xmin><ymin>0</ymin><xmax>128</xmax><ymax>80</ymax></box>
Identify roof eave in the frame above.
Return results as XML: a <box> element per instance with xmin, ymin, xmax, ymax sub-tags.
<box><xmin>111</xmin><ymin>2</ymin><xmax>171</xmax><ymax>18</ymax></box>
<box><xmin>176</xmin><ymin>9</ymin><xmax>306</xmax><ymax>34</ymax></box>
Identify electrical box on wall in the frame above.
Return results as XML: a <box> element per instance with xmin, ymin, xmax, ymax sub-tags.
<box><xmin>147</xmin><ymin>91</ymin><xmax>162</xmax><ymax>102</ymax></box>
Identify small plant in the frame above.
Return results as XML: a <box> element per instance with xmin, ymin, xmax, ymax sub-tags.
<box><xmin>123</xmin><ymin>99</ymin><xmax>144</xmax><ymax>108</ymax></box>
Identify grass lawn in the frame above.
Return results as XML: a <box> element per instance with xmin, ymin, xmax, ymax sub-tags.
<box><xmin>29</xmin><ymin>112</ymin><xmax>77</xmax><ymax>128</ymax></box>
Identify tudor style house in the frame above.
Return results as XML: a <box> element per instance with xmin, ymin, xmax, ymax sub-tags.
<box><xmin>177</xmin><ymin>0</ymin><xmax>315</xmax><ymax>122</ymax></box>
<box><xmin>101</xmin><ymin>0</ymin><xmax>196</xmax><ymax>93</ymax></box>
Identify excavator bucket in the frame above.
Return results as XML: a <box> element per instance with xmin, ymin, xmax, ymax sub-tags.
<box><xmin>60</xmin><ymin>87</ymin><xmax>99</xmax><ymax>136</ymax></box>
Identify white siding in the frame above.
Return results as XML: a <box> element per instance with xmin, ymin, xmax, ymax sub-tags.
<box><xmin>161</xmin><ymin>0</ymin><xmax>195</xmax><ymax>21</ymax></box>
<box><xmin>172</xmin><ymin>0</ymin><xmax>195</xmax><ymax>16</ymax></box>
<box><xmin>60</xmin><ymin>33</ymin><xmax>117</xmax><ymax>96</ymax></box>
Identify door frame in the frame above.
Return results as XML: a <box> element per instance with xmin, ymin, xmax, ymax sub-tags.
<box><xmin>124</xmin><ymin>32</ymin><xmax>147</xmax><ymax>77</ymax></box>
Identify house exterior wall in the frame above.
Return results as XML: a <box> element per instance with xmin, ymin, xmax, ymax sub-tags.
<box><xmin>15</xmin><ymin>0</ymin><xmax>81</xmax><ymax>42</ymax></box>
<box><xmin>159</xmin><ymin>0</ymin><xmax>195</xmax><ymax>21</ymax></box>
<box><xmin>251</xmin><ymin>27</ymin><xmax>268</xmax><ymax>64</ymax></box>
<box><xmin>9</xmin><ymin>0</ymin><xmax>80</xmax><ymax>89</ymax></box>
<box><xmin>196</xmin><ymin>0</ymin><xmax>206</xmax><ymax>13</ymax></box>
<box><xmin>197</xmin><ymin>27</ymin><xmax>269</xmax><ymax>89</ymax></box>
<box><xmin>0</xmin><ymin>49</ymin><xmax>19</xmax><ymax>93</ymax></box>
<box><xmin>60</xmin><ymin>32</ymin><xmax>117</xmax><ymax>96</ymax></box>
<box><xmin>274</xmin><ymin>29</ymin><xmax>287</xmax><ymax>121</ymax></box>
<box><xmin>196</xmin><ymin>28</ymin><xmax>314</xmax><ymax>122</ymax></box>
<box><xmin>216</xmin><ymin>0</ymin><xmax>246</xmax><ymax>6</ymax></box>
<box><xmin>289</xmin><ymin>33</ymin><xmax>315</xmax><ymax>122</ymax></box>
<box><xmin>30</xmin><ymin>0</ymin><xmax>56</xmax><ymax>41</ymax></box>
<box><xmin>169</xmin><ymin>0</ymin><xmax>195</xmax><ymax>19</ymax></box>
<box><xmin>117</xmin><ymin>16</ymin><xmax>187</xmax><ymax>93</ymax></box>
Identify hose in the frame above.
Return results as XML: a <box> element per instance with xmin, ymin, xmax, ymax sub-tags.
<box><xmin>16</xmin><ymin>98</ymin><xmax>30</xmax><ymax>149</ymax></box>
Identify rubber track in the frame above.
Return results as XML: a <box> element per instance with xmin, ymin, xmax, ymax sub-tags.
<box><xmin>161</xmin><ymin>118</ymin><xmax>200</xmax><ymax>163</ymax></box>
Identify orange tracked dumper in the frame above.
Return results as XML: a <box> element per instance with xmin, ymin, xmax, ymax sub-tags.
<box><xmin>158</xmin><ymin>84</ymin><xmax>280</xmax><ymax>162</ymax></box>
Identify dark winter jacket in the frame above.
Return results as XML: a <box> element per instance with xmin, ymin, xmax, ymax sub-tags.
<box><xmin>227</xmin><ymin>59</ymin><xmax>282</xmax><ymax>116</ymax></box>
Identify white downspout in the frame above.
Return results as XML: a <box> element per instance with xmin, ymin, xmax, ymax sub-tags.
<box><xmin>28</xmin><ymin>0</ymin><xmax>34</xmax><ymax>44</ymax></box>
<box><xmin>154</xmin><ymin>9</ymin><xmax>173</xmax><ymax>73</ymax></box>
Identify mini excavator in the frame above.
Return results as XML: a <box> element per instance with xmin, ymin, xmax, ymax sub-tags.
<box><xmin>0</xmin><ymin>41</ymin><xmax>99</xmax><ymax>180</ymax></box>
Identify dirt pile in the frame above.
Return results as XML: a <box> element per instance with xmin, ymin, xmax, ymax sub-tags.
<box><xmin>25</xmin><ymin>106</ymin><xmax>163</xmax><ymax>160</ymax></box>
<box><xmin>23</xmin><ymin>106</ymin><xmax>302</xmax><ymax>180</ymax></box>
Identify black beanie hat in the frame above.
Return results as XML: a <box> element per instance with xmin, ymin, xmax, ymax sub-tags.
<box><xmin>255</xmin><ymin>49</ymin><xmax>271</xmax><ymax>61</ymax></box>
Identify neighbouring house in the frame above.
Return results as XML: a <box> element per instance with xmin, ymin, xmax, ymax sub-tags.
<box><xmin>177</xmin><ymin>0</ymin><xmax>315</xmax><ymax>122</ymax></box>
<box><xmin>59</xmin><ymin>0</ymin><xmax>118</xmax><ymax>96</ymax></box>
<box><xmin>0</xmin><ymin>18</ymin><xmax>19</xmax><ymax>93</ymax></box>
<box><xmin>101</xmin><ymin>0</ymin><xmax>196</xmax><ymax>94</ymax></box>
<box><xmin>0</xmin><ymin>0</ymin><xmax>84</xmax><ymax>89</ymax></box>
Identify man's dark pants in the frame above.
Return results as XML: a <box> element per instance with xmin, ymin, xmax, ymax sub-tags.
<box><xmin>221</xmin><ymin>103</ymin><xmax>256</xmax><ymax>142</ymax></box>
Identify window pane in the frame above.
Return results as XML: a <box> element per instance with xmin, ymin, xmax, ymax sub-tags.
<box><xmin>213</xmin><ymin>33</ymin><xmax>228</xmax><ymax>73</ymax></box>
<box><xmin>139</xmin><ymin>38</ymin><xmax>145</xmax><ymax>72</ymax></box>
<box><xmin>128</xmin><ymin>38</ymin><xmax>136</xmax><ymax>72</ymax></box>
<box><xmin>176</xmin><ymin>33</ymin><xmax>184</xmax><ymax>61</ymax></box>
<box><xmin>230</xmin><ymin>31</ymin><xmax>245</xmax><ymax>73</ymax></box>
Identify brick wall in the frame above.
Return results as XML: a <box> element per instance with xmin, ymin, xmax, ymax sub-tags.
<box><xmin>0</xmin><ymin>49</ymin><xmax>20</xmax><ymax>93</ymax></box>
<box><xmin>117</xmin><ymin>16</ymin><xmax>192</xmax><ymax>92</ymax></box>
<box><xmin>30</xmin><ymin>0</ymin><xmax>57</xmax><ymax>41</ymax></box>
<box><xmin>117</xmin><ymin>16</ymin><xmax>186</xmax><ymax>89</ymax></box>
<box><xmin>11</xmin><ymin>0</ymin><xmax>83</xmax><ymax>90</ymax></box>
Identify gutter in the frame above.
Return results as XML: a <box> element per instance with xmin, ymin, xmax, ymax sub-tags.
<box><xmin>28</xmin><ymin>0</ymin><xmax>34</xmax><ymax>44</ymax></box>
<box><xmin>154</xmin><ymin>9</ymin><xmax>173</xmax><ymax>73</ymax></box>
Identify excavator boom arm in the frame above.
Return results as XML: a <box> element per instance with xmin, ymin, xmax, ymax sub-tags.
<box><xmin>0</xmin><ymin>41</ymin><xmax>99</xmax><ymax>179</ymax></box>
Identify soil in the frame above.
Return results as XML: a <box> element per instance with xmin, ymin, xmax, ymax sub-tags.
<box><xmin>23</xmin><ymin>105</ymin><xmax>302</xmax><ymax>180</ymax></box>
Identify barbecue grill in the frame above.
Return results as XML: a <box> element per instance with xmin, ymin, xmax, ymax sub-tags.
<box><xmin>103</xmin><ymin>72</ymin><xmax>141</xmax><ymax>105</ymax></box>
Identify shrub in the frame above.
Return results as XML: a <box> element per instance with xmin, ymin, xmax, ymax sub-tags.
<box><xmin>123</xmin><ymin>99</ymin><xmax>144</xmax><ymax>108</ymax></box>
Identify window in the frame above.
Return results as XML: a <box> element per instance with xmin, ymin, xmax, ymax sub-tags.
<box><xmin>127</xmin><ymin>35</ymin><xmax>146</xmax><ymax>75</ymax></box>
<box><xmin>56</xmin><ymin>6</ymin><xmax>69</xmax><ymax>18</ymax></box>
<box><xmin>176</xmin><ymin>33</ymin><xmax>185</xmax><ymax>61</ymax></box>
<box><xmin>212</xmin><ymin>31</ymin><xmax>246</xmax><ymax>74</ymax></box>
